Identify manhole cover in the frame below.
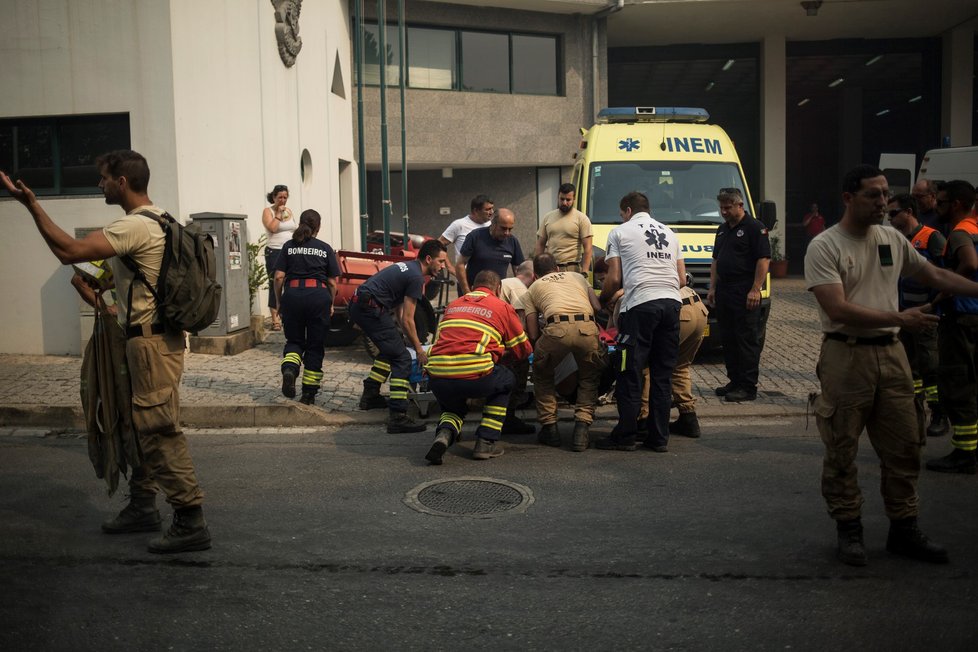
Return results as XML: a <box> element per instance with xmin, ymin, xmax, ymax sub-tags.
<box><xmin>404</xmin><ymin>477</ymin><xmax>534</xmax><ymax>518</ymax></box>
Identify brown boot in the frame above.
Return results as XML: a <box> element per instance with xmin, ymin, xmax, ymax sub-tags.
<box><xmin>148</xmin><ymin>506</ymin><xmax>212</xmax><ymax>554</ymax></box>
<box><xmin>102</xmin><ymin>496</ymin><xmax>161</xmax><ymax>534</ymax></box>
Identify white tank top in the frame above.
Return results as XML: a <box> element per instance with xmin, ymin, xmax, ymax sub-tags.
<box><xmin>266</xmin><ymin>208</ymin><xmax>297</xmax><ymax>250</ymax></box>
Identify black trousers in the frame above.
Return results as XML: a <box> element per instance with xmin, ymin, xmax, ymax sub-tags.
<box><xmin>429</xmin><ymin>366</ymin><xmax>515</xmax><ymax>442</ymax></box>
<box><xmin>349</xmin><ymin>300</ymin><xmax>412</xmax><ymax>412</ymax></box>
<box><xmin>612</xmin><ymin>298</ymin><xmax>680</xmax><ymax>448</ymax></box>
<box><xmin>716</xmin><ymin>298</ymin><xmax>764</xmax><ymax>393</ymax></box>
<box><xmin>280</xmin><ymin>286</ymin><xmax>331</xmax><ymax>393</ymax></box>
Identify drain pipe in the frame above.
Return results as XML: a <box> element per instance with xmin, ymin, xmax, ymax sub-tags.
<box><xmin>592</xmin><ymin>0</ymin><xmax>623</xmax><ymax>121</ymax></box>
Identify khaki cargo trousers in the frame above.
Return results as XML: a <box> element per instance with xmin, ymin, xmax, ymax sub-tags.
<box><xmin>532</xmin><ymin>320</ymin><xmax>605</xmax><ymax>424</ymax></box>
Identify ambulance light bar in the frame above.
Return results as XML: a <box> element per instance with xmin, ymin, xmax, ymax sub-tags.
<box><xmin>597</xmin><ymin>107</ymin><xmax>710</xmax><ymax>124</ymax></box>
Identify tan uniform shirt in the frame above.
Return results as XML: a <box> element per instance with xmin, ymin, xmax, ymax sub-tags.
<box><xmin>537</xmin><ymin>208</ymin><xmax>592</xmax><ymax>265</ymax></box>
<box><xmin>522</xmin><ymin>271</ymin><xmax>594</xmax><ymax>322</ymax></box>
<box><xmin>499</xmin><ymin>277</ymin><xmax>528</xmax><ymax>311</ymax></box>
<box><xmin>104</xmin><ymin>205</ymin><xmax>167</xmax><ymax>327</ymax></box>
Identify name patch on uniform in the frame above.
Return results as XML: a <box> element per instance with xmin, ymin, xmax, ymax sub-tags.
<box><xmin>878</xmin><ymin>245</ymin><xmax>893</xmax><ymax>267</ymax></box>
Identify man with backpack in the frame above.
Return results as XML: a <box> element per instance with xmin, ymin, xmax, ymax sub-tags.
<box><xmin>1</xmin><ymin>150</ymin><xmax>211</xmax><ymax>554</ymax></box>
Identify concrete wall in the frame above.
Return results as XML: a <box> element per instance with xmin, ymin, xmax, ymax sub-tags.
<box><xmin>0</xmin><ymin>0</ymin><xmax>355</xmax><ymax>354</ymax></box>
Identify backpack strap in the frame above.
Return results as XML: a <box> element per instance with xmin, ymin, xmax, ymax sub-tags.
<box><xmin>119</xmin><ymin>210</ymin><xmax>172</xmax><ymax>331</ymax></box>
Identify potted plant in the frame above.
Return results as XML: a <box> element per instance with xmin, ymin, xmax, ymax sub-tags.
<box><xmin>769</xmin><ymin>233</ymin><xmax>789</xmax><ymax>278</ymax></box>
<box><xmin>247</xmin><ymin>235</ymin><xmax>269</xmax><ymax>343</ymax></box>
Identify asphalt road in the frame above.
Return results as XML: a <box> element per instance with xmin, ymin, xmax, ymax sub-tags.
<box><xmin>1</xmin><ymin>417</ymin><xmax>975</xmax><ymax>651</ymax></box>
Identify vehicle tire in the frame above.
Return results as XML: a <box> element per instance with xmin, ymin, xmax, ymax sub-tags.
<box><xmin>324</xmin><ymin>314</ymin><xmax>360</xmax><ymax>348</ymax></box>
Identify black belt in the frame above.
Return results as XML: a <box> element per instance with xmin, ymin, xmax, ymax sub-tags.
<box><xmin>352</xmin><ymin>291</ymin><xmax>381</xmax><ymax>308</ymax></box>
<box><xmin>546</xmin><ymin>313</ymin><xmax>594</xmax><ymax>325</ymax></box>
<box><xmin>682</xmin><ymin>295</ymin><xmax>702</xmax><ymax>306</ymax></box>
<box><xmin>126</xmin><ymin>323</ymin><xmax>167</xmax><ymax>339</ymax></box>
<box><xmin>557</xmin><ymin>261</ymin><xmax>582</xmax><ymax>268</ymax></box>
<box><xmin>824</xmin><ymin>332</ymin><xmax>896</xmax><ymax>346</ymax></box>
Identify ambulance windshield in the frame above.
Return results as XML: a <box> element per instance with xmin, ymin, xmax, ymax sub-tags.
<box><xmin>586</xmin><ymin>161</ymin><xmax>748</xmax><ymax>225</ymax></box>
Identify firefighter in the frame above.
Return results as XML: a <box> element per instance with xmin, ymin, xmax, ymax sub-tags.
<box><xmin>351</xmin><ymin>239</ymin><xmax>449</xmax><ymax>434</ymax></box>
<box><xmin>424</xmin><ymin>270</ymin><xmax>533</xmax><ymax>464</ymax></box>
<box><xmin>273</xmin><ymin>209</ymin><xmax>340</xmax><ymax>405</ymax></box>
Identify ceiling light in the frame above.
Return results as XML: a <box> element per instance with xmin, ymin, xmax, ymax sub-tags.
<box><xmin>705</xmin><ymin>81</ymin><xmax>715</xmax><ymax>91</ymax></box>
<box><xmin>828</xmin><ymin>78</ymin><xmax>844</xmax><ymax>88</ymax></box>
<box><xmin>865</xmin><ymin>55</ymin><xmax>883</xmax><ymax>66</ymax></box>
<box><xmin>908</xmin><ymin>95</ymin><xmax>922</xmax><ymax>103</ymax></box>
<box><xmin>722</xmin><ymin>59</ymin><xmax>735</xmax><ymax>71</ymax></box>
<box><xmin>797</xmin><ymin>98</ymin><xmax>810</xmax><ymax>106</ymax></box>
<box><xmin>876</xmin><ymin>109</ymin><xmax>890</xmax><ymax>116</ymax></box>
<box><xmin>801</xmin><ymin>1</ymin><xmax>822</xmax><ymax>16</ymax></box>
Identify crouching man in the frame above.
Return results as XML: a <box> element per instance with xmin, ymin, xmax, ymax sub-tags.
<box><xmin>424</xmin><ymin>271</ymin><xmax>533</xmax><ymax>464</ymax></box>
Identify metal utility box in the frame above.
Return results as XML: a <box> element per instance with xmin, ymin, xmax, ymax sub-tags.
<box><xmin>190</xmin><ymin>212</ymin><xmax>250</xmax><ymax>336</ymax></box>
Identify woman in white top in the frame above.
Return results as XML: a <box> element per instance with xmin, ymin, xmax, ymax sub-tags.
<box><xmin>262</xmin><ymin>184</ymin><xmax>297</xmax><ymax>330</ymax></box>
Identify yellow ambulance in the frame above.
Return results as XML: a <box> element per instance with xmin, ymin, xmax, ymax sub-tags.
<box><xmin>572</xmin><ymin>106</ymin><xmax>771</xmax><ymax>342</ymax></box>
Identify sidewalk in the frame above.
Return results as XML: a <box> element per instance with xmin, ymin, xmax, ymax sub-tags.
<box><xmin>0</xmin><ymin>277</ymin><xmax>821</xmax><ymax>429</ymax></box>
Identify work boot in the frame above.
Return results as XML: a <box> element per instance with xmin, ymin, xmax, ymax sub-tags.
<box><xmin>358</xmin><ymin>383</ymin><xmax>388</xmax><ymax>410</ymax></box>
<box><xmin>669</xmin><ymin>411</ymin><xmax>701</xmax><ymax>438</ymax></box>
<box><xmin>472</xmin><ymin>437</ymin><xmax>504</xmax><ymax>460</ymax></box>
<box><xmin>835</xmin><ymin>519</ymin><xmax>867</xmax><ymax>567</ymax></box>
<box><xmin>501</xmin><ymin>415</ymin><xmax>536</xmax><ymax>435</ymax></box>
<box><xmin>298</xmin><ymin>391</ymin><xmax>316</xmax><ymax>405</ymax></box>
<box><xmin>925</xmin><ymin>448</ymin><xmax>977</xmax><ymax>475</ymax></box>
<box><xmin>147</xmin><ymin>506</ymin><xmax>211</xmax><ymax>554</ymax></box>
<box><xmin>886</xmin><ymin>517</ymin><xmax>949</xmax><ymax>564</ymax></box>
<box><xmin>387</xmin><ymin>411</ymin><xmax>427</xmax><ymax>434</ymax></box>
<box><xmin>926</xmin><ymin>406</ymin><xmax>949</xmax><ymax>437</ymax></box>
<box><xmin>281</xmin><ymin>368</ymin><xmax>296</xmax><ymax>399</ymax></box>
<box><xmin>571</xmin><ymin>421</ymin><xmax>590</xmax><ymax>452</ymax></box>
<box><xmin>595</xmin><ymin>434</ymin><xmax>637</xmax><ymax>451</ymax></box>
<box><xmin>425</xmin><ymin>428</ymin><xmax>455</xmax><ymax>465</ymax></box>
<box><xmin>537</xmin><ymin>423</ymin><xmax>561</xmax><ymax>447</ymax></box>
<box><xmin>723</xmin><ymin>387</ymin><xmax>757</xmax><ymax>403</ymax></box>
<box><xmin>101</xmin><ymin>496</ymin><xmax>162</xmax><ymax>534</ymax></box>
<box><xmin>714</xmin><ymin>383</ymin><xmax>734</xmax><ymax>397</ymax></box>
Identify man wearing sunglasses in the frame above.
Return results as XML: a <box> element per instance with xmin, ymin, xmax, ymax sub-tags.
<box><xmin>887</xmin><ymin>194</ymin><xmax>949</xmax><ymax>438</ymax></box>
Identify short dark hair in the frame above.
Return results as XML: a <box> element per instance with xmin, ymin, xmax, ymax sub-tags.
<box><xmin>267</xmin><ymin>184</ymin><xmax>288</xmax><ymax>204</ymax></box>
<box><xmin>472</xmin><ymin>269</ymin><xmax>501</xmax><ymax>292</ymax></box>
<box><xmin>471</xmin><ymin>194</ymin><xmax>493</xmax><ymax>212</ymax></box>
<box><xmin>941</xmin><ymin>179</ymin><xmax>977</xmax><ymax>212</ymax></box>
<box><xmin>717</xmin><ymin>187</ymin><xmax>743</xmax><ymax>203</ymax></box>
<box><xmin>558</xmin><ymin>182</ymin><xmax>576</xmax><ymax>195</ymax></box>
<box><xmin>619</xmin><ymin>191</ymin><xmax>650</xmax><ymax>214</ymax></box>
<box><xmin>96</xmin><ymin>150</ymin><xmax>150</xmax><ymax>193</ymax></box>
<box><xmin>842</xmin><ymin>164</ymin><xmax>884</xmax><ymax>195</ymax></box>
<box><xmin>418</xmin><ymin>238</ymin><xmax>446</xmax><ymax>262</ymax></box>
<box><xmin>533</xmin><ymin>252</ymin><xmax>557</xmax><ymax>277</ymax></box>
<box><xmin>889</xmin><ymin>193</ymin><xmax>918</xmax><ymax>217</ymax></box>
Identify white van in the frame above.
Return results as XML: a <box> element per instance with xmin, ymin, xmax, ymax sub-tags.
<box><xmin>918</xmin><ymin>146</ymin><xmax>978</xmax><ymax>186</ymax></box>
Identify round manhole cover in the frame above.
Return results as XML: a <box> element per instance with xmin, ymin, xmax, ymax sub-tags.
<box><xmin>404</xmin><ymin>477</ymin><xmax>534</xmax><ymax>518</ymax></box>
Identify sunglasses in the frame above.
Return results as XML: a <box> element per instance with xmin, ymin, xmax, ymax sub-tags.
<box><xmin>719</xmin><ymin>187</ymin><xmax>741</xmax><ymax>195</ymax></box>
<box><xmin>887</xmin><ymin>209</ymin><xmax>905</xmax><ymax>218</ymax></box>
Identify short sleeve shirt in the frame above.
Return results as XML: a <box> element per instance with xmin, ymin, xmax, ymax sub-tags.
<box><xmin>499</xmin><ymin>277</ymin><xmax>528</xmax><ymax>311</ymax></box>
<box><xmin>522</xmin><ymin>272</ymin><xmax>594</xmax><ymax>322</ymax></box>
<box><xmin>605</xmin><ymin>212</ymin><xmax>682</xmax><ymax>311</ymax></box>
<box><xmin>359</xmin><ymin>259</ymin><xmax>425</xmax><ymax>309</ymax></box>
<box><xmin>805</xmin><ymin>224</ymin><xmax>927</xmax><ymax>337</ymax></box>
<box><xmin>274</xmin><ymin>237</ymin><xmax>340</xmax><ymax>284</ymax></box>
<box><xmin>712</xmin><ymin>215</ymin><xmax>771</xmax><ymax>298</ymax></box>
<box><xmin>440</xmin><ymin>215</ymin><xmax>488</xmax><ymax>256</ymax></box>
<box><xmin>459</xmin><ymin>227</ymin><xmax>525</xmax><ymax>287</ymax></box>
<box><xmin>103</xmin><ymin>205</ymin><xmax>167</xmax><ymax>327</ymax></box>
<box><xmin>537</xmin><ymin>208</ymin><xmax>593</xmax><ymax>265</ymax></box>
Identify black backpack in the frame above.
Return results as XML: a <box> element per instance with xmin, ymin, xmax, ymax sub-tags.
<box><xmin>122</xmin><ymin>210</ymin><xmax>223</xmax><ymax>334</ymax></box>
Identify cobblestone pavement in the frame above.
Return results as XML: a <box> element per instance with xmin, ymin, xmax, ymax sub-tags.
<box><xmin>0</xmin><ymin>277</ymin><xmax>821</xmax><ymax>416</ymax></box>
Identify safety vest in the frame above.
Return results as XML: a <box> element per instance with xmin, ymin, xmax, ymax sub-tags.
<box><xmin>899</xmin><ymin>224</ymin><xmax>941</xmax><ymax>308</ymax></box>
<box><xmin>426</xmin><ymin>288</ymin><xmax>532</xmax><ymax>379</ymax></box>
<box><xmin>946</xmin><ymin>217</ymin><xmax>978</xmax><ymax>315</ymax></box>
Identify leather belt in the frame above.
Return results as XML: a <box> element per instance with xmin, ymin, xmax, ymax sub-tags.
<box><xmin>126</xmin><ymin>322</ymin><xmax>167</xmax><ymax>339</ymax></box>
<box><xmin>288</xmin><ymin>279</ymin><xmax>328</xmax><ymax>288</ymax></box>
<box><xmin>682</xmin><ymin>295</ymin><xmax>702</xmax><ymax>306</ymax></box>
<box><xmin>824</xmin><ymin>332</ymin><xmax>896</xmax><ymax>346</ymax></box>
<box><xmin>546</xmin><ymin>313</ymin><xmax>594</xmax><ymax>325</ymax></box>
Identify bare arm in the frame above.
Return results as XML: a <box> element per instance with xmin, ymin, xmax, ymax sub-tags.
<box><xmin>586</xmin><ymin>284</ymin><xmax>603</xmax><ymax>313</ymax></box>
<box><xmin>71</xmin><ymin>274</ymin><xmax>98</xmax><ymax>309</ymax></box>
<box><xmin>707</xmin><ymin>260</ymin><xmax>717</xmax><ymax>306</ymax></box>
<box><xmin>811</xmin><ymin>283</ymin><xmax>938</xmax><ymax>332</ymax></box>
<box><xmin>437</xmin><ymin>235</ymin><xmax>451</xmax><ymax>248</ymax></box>
<box><xmin>913</xmin><ymin>262</ymin><xmax>978</xmax><ymax>298</ymax></box>
<box><xmin>534</xmin><ymin>234</ymin><xmax>547</xmax><ymax>258</ymax></box>
<box><xmin>747</xmin><ymin>257</ymin><xmax>770</xmax><ymax>310</ymax></box>
<box><xmin>262</xmin><ymin>207</ymin><xmax>279</xmax><ymax>233</ymax></box>
<box><xmin>677</xmin><ymin>259</ymin><xmax>687</xmax><ymax>289</ymax></box>
<box><xmin>456</xmin><ymin>256</ymin><xmax>470</xmax><ymax>295</ymax></box>
<box><xmin>581</xmin><ymin>236</ymin><xmax>593</xmax><ymax>273</ymax></box>
<box><xmin>599</xmin><ymin>256</ymin><xmax>622</xmax><ymax>306</ymax></box>
<box><xmin>400</xmin><ymin>296</ymin><xmax>427</xmax><ymax>366</ymax></box>
<box><xmin>525</xmin><ymin>311</ymin><xmax>540</xmax><ymax>342</ymax></box>
<box><xmin>274</xmin><ymin>270</ymin><xmax>286</xmax><ymax>308</ymax></box>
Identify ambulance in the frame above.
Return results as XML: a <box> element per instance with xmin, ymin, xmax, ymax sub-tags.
<box><xmin>572</xmin><ymin>106</ymin><xmax>772</xmax><ymax>343</ymax></box>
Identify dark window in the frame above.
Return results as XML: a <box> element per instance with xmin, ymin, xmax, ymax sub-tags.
<box><xmin>460</xmin><ymin>31</ymin><xmax>509</xmax><ymax>93</ymax></box>
<box><xmin>0</xmin><ymin>114</ymin><xmax>130</xmax><ymax>195</ymax></box>
<box><xmin>512</xmin><ymin>34</ymin><xmax>558</xmax><ymax>95</ymax></box>
<box><xmin>362</xmin><ymin>23</ymin><xmax>401</xmax><ymax>86</ymax></box>
<box><xmin>408</xmin><ymin>27</ymin><xmax>455</xmax><ymax>90</ymax></box>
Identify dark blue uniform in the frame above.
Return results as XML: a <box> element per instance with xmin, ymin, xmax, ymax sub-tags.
<box><xmin>350</xmin><ymin>260</ymin><xmax>425</xmax><ymax>414</ymax></box>
<box><xmin>459</xmin><ymin>227</ymin><xmax>524</xmax><ymax>288</ymax></box>
<box><xmin>275</xmin><ymin>237</ymin><xmax>340</xmax><ymax>399</ymax></box>
<box><xmin>712</xmin><ymin>214</ymin><xmax>771</xmax><ymax>396</ymax></box>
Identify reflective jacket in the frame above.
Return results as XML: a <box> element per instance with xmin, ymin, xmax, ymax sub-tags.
<box><xmin>946</xmin><ymin>216</ymin><xmax>978</xmax><ymax>315</ymax></box>
<box><xmin>899</xmin><ymin>224</ymin><xmax>942</xmax><ymax>308</ymax></box>
<box><xmin>426</xmin><ymin>287</ymin><xmax>532</xmax><ymax>379</ymax></box>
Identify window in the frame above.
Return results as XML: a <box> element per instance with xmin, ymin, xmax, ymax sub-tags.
<box><xmin>0</xmin><ymin>114</ymin><xmax>131</xmax><ymax>195</ymax></box>
<box><xmin>357</xmin><ymin>22</ymin><xmax>560</xmax><ymax>96</ymax></box>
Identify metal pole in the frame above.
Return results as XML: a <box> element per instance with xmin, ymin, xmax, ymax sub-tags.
<box><xmin>354</xmin><ymin>0</ymin><xmax>369</xmax><ymax>251</ymax></box>
<box><xmin>397</xmin><ymin>0</ymin><xmax>409</xmax><ymax>248</ymax></box>
<box><xmin>377</xmin><ymin>0</ymin><xmax>392</xmax><ymax>255</ymax></box>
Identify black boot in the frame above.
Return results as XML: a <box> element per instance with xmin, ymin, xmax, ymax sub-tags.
<box><xmin>886</xmin><ymin>517</ymin><xmax>949</xmax><ymax>564</ymax></box>
<box><xmin>358</xmin><ymin>382</ymin><xmax>388</xmax><ymax>410</ymax></box>
<box><xmin>926</xmin><ymin>405</ymin><xmax>949</xmax><ymax>437</ymax></box>
<box><xmin>148</xmin><ymin>506</ymin><xmax>211</xmax><ymax>554</ymax></box>
<box><xmin>102</xmin><ymin>495</ymin><xmax>162</xmax><ymax>534</ymax></box>
<box><xmin>281</xmin><ymin>367</ymin><xmax>297</xmax><ymax>399</ymax></box>
<box><xmin>537</xmin><ymin>423</ymin><xmax>561</xmax><ymax>447</ymax></box>
<box><xmin>571</xmin><ymin>421</ymin><xmax>590</xmax><ymax>452</ymax></box>
<box><xmin>668</xmin><ymin>412</ymin><xmax>701</xmax><ymax>438</ymax></box>
<box><xmin>836</xmin><ymin>518</ymin><xmax>867</xmax><ymax>567</ymax></box>
<box><xmin>501</xmin><ymin>415</ymin><xmax>536</xmax><ymax>435</ymax></box>
<box><xmin>426</xmin><ymin>427</ymin><xmax>456</xmax><ymax>465</ymax></box>
<box><xmin>387</xmin><ymin>411</ymin><xmax>427</xmax><ymax>434</ymax></box>
<box><xmin>298</xmin><ymin>390</ymin><xmax>316</xmax><ymax>405</ymax></box>
<box><xmin>925</xmin><ymin>448</ymin><xmax>977</xmax><ymax>474</ymax></box>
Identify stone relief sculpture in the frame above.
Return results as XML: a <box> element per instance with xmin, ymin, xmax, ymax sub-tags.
<box><xmin>271</xmin><ymin>0</ymin><xmax>302</xmax><ymax>67</ymax></box>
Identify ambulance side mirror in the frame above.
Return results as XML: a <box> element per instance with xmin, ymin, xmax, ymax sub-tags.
<box><xmin>758</xmin><ymin>200</ymin><xmax>778</xmax><ymax>231</ymax></box>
